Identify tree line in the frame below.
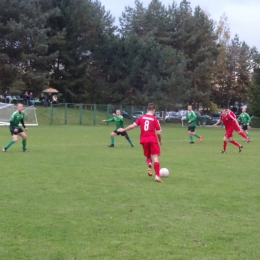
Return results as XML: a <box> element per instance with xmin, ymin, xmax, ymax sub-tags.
<box><xmin>0</xmin><ymin>0</ymin><xmax>260</xmax><ymax>114</ymax></box>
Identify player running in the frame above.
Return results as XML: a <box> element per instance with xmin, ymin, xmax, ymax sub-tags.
<box><xmin>2</xmin><ymin>103</ymin><xmax>28</xmax><ymax>152</ymax></box>
<box><xmin>213</xmin><ymin>108</ymin><xmax>243</xmax><ymax>153</ymax></box>
<box><xmin>181</xmin><ymin>105</ymin><xmax>203</xmax><ymax>144</ymax></box>
<box><xmin>102</xmin><ymin>109</ymin><xmax>134</xmax><ymax>148</ymax></box>
<box><xmin>227</xmin><ymin>108</ymin><xmax>250</xmax><ymax>142</ymax></box>
<box><xmin>237</xmin><ymin>108</ymin><xmax>251</xmax><ymax>141</ymax></box>
<box><xmin>117</xmin><ymin>103</ymin><xmax>162</xmax><ymax>182</ymax></box>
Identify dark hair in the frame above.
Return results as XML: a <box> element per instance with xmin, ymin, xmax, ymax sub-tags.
<box><xmin>147</xmin><ymin>103</ymin><xmax>156</xmax><ymax>111</ymax></box>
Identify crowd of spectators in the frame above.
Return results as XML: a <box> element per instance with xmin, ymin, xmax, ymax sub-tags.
<box><xmin>0</xmin><ymin>90</ymin><xmax>59</xmax><ymax>106</ymax></box>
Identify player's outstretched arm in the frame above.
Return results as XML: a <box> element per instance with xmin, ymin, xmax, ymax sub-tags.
<box><xmin>117</xmin><ymin>123</ymin><xmax>136</xmax><ymax>132</ymax></box>
<box><xmin>102</xmin><ymin>117</ymin><xmax>115</xmax><ymax>123</ymax></box>
<box><xmin>213</xmin><ymin>119</ymin><xmax>221</xmax><ymax>126</ymax></box>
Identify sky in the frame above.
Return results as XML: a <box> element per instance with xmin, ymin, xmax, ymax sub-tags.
<box><xmin>101</xmin><ymin>0</ymin><xmax>260</xmax><ymax>51</ymax></box>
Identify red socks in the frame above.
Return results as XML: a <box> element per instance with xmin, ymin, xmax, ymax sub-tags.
<box><xmin>146</xmin><ymin>157</ymin><xmax>152</xmax><ymax>165</ymax></box>
<box><xmin>238</xmin><ymin>131</ymin><xmax>248</xmax><ymax>140</ymax></box>
<box><xmin>230</xmin><ymin>140</ymin><xmax>241</xmax><ymax>148</ymax></box>
<box><xmin>154</xmin><ymin>162</ymin><xmax>160</xmax><ymax>177</ymax></box>
<box><xmin>223</xmin><ymin>141</ymin><xmax>227</xmax><ymax>151</ymax></box>
<box><xmin>146</xmin><ymin>158</ymin><xmax>160</xmax><ymax>177</ymax></box>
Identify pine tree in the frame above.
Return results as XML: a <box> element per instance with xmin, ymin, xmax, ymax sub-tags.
<box><xmin>46</xmin><ymin>0</ymin><xmax>116</xmax><ymax>102</ymax></box>
<box><xmin>119</xmin><ymin>0</ymin><xmax>146</xmax><ymax>38</ymax></box>
<box><xmin>213</xmin><ymin>35</ymin><xmax>254</xmax><ymax>107</ymax></box>
<box><xmin>0</xmin><ymin>0</ymin><xmax>59</xmax><ymax>94</ymax></box>
<box><xmin>248</xmin><ymin>51</ymin><xmax>260</xmax><ymax>116</ymax></box>
<box><xmin>118</xmin><ymin>0</ymin><xmax>219</xmax><ymax>108</ymax></box>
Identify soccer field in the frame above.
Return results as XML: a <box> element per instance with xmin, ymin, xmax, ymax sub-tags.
<box><xmin>0</xmin><ymin>125</ymin><xmax>260</xmax><ymax>260</ymax></box>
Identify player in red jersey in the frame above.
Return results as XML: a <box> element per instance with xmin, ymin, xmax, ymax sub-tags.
<box><xmin>213</xmin><ymin>108</ymin><xmax>243</xmax><ymax>153</ymax></box>
<box><xmin>227</xmin><ymin>108</ymin><xmax>250</xmax><ymax>142</ymax></box>
<box><xmin>117</xmin><ymin>103</ymin><xmax>162</xmax><ymax>182</ymax></box>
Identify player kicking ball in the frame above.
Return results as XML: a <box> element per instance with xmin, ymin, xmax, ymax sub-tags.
<box><xmin>181</xmin><ymin>105</ymin><xmax>203</xmax><ymax>144</ymax></box>
<box><xmin>2</xmin><ymin>103</ymin><xmax>28</xmax><ymax>152</ymax></box>
<box><xmin>102</xmin><ymin>109</ymin><xmax>134</xmax><ymax>148</ymax></box>
<box><xmin>117</xmin><ymin>103</ymin><xmax>162</xmax><ymax>182</ymax></box>
<box><xmin>227</xmin><ymin>108</ymin><xmax>250</xmax><ymax>142</ymax></box>
<box><xmin>213</xmin><ymin>108</ymin><xmax>243</xmax><ymax>153</ymax></box>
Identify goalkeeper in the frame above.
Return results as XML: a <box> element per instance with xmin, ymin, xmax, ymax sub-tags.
<box><xmin>102</xmin><ymin>109</ymin><xmax>134</xmax><ymax>147</ymax></box>
<box><xmin>237</xmin><ymin>107</ymin><xmax>252</xmax><ymax>141</ymax></box>
<box><xmin>2</xmin><ymin>103</ymin><xmax>28</xmax><ymax>152</ymax></box>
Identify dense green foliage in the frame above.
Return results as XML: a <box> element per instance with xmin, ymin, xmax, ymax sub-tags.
<box><xmin>0</xmin><ymin>0</ymin><xmax>259</xmax><ymax>109</ymax></box>
<box><xmin>248</xmin><ymin>66</ymin><xmax>260</xmax><ymax>116</ymax></box>
<box><xmin>1</xmin><ymin>125</ymin><xmax>260</xmax><ymax>259</ymax></box>
<box><xmin>250</xmin><ymin>116</ymin><xmax>260</xmax><ymax>128</ymax></box>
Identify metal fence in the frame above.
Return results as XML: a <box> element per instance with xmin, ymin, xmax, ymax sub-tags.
<box><xmin>30</xmin><ymin>103</ymin><xmax>260</xmax><ymax>128</ymax></box>
<box><xmin>37</xmin><ymin>103</ymin><xmax>152</xmax><ymax>126</ymax></box>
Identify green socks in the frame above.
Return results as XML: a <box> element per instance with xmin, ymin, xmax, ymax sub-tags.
<box><xmin>127</xmin><ymin>138</ymin><xmax>133</xmax><ymax>146</ymax></box>
<box><xmin>189</xmin><ymin>135</ymin><xmax>194</xmax><ymax>142</ymax></box>
<box><xmin>110</xmin><ymin>136</ymin><xmax>114</xmax><ymax>145</ymax></box>
<box><xmin>4</xmin><ymin>139</ymin><xmax>27</xmax><ymax>150</ymax></box>
<box><xmin>5</xmin><ymin>140</ymin><xmax>15</xmax><ymax>149</ymax></box>
<box><xmin>246</xmin><ymin>134</ymin><xmax>250</xmax><ymax>138</ymax></box>
<box><xmin>22</xmin><ymin>139</ymin><xmax>27</xmax><ymax>150</ymax></box>
<box><xmin>194</xmin><ymin>133</ymin><xmax>200</xmax><ymax>138</ymax></box>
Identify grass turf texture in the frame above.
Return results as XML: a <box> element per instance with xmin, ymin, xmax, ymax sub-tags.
<box><xmin>0</xmin><ymin>125</ymin><xmax>260</xmax><ymax>260</ymax></box>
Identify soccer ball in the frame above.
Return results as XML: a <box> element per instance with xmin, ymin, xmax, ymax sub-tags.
<box><xmin>160</xmin><ymin>168</ymin><xmax>169</xmax><ymax>177</ymax></box>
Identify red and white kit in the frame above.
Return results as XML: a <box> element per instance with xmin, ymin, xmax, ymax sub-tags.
<box><xmin>134</xmin><ymin>113</ymin><xmax>161</xmax><ymax>156</ymax></box>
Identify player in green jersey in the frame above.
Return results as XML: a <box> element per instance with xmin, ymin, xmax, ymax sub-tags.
<box><xmin>2</xmin><ymin>103</ymin><xmax>28</xmax><ymax>152</ymax></box>
<box><xmin>181</xmin><ymin>105</ymin><xmax>203</xmax><ymax>144</ymax></box>
<box><xmin>102</xmin><ymin>109</ymin><xmax>134</xmax><ymax>147</ymax></box>
<box><xmin>237</xmin><ymin>108</ymin><xmax>251</xmax><ymax>141</ymax></box>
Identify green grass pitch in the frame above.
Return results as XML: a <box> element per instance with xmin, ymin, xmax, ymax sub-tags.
<box><xmin>0</xmin><ymin>125</ymin><xmax>260</xmax><ymax>260</ymax></box>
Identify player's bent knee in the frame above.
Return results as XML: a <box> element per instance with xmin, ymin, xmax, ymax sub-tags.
<box><xmin>151</xmin><ymin>155</ymin><xmax>159</xmax><ymax>162</ymax></box>
<box><xmin>19</xmin><ymin>133</ymin><xmax>27</xmax><ymax>139</ymax></box>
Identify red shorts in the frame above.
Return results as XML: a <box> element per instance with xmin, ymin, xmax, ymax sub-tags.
<box><xmin>141</xmin><ymin>142</ymin><xmax>160</xmax><ymax>157</ymax></box>
<box><xmin>225</xmin><ymin>128</ymin><xmax>233</xmax><ymax>138</ymax></box>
